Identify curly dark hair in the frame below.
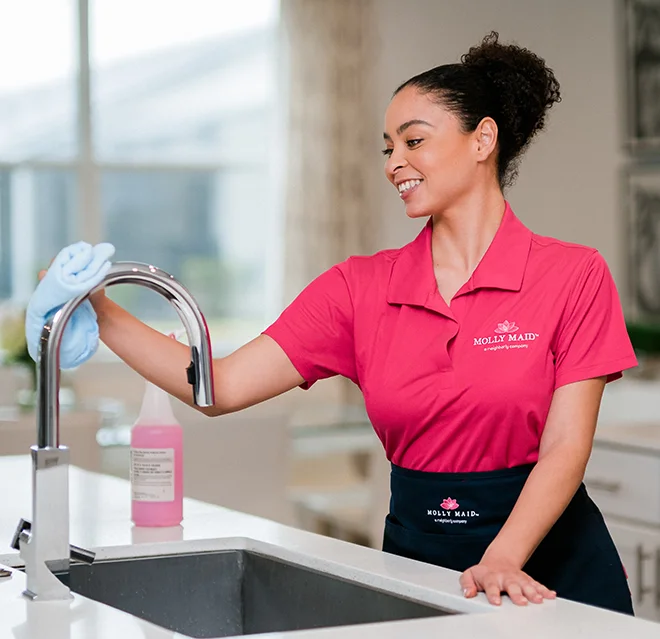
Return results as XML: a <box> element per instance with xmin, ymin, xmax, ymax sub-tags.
<box><xmin>394</xmin><ymin>31</ymin><xmax>562</xmax><ymax>189</ymax></box>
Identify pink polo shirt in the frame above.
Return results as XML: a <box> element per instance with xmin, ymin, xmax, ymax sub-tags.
<box><xmin>264</xmin><ymin>203</ymin><xmax>638</xmax><ymax>472</ymax></box>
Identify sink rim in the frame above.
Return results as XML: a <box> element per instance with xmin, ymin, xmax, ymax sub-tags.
<box><xmin>14</xmin><ymin>535</ymin><xmax>493</xmax><ymax>617</ymax></box>
<box><xmin>61</xmin><ymin>547</ymin><xmax>458</xmax><ymax>615</ymax></box>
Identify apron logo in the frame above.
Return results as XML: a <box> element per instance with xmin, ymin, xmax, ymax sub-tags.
<box><xmin>473</xmin><ymin>319</ymin><xmax>539</xmax><ymax>352</ymax></box>
<box><xmin>428</xmin><ymin>497</ymin><xmax>480</xmax><ymax>524</ymax></box>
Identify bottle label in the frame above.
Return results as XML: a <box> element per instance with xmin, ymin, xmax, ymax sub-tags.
<box><xmin>130</xmin><ymin>448</ymin><xmax>175</xmax><ymax>502</ymax></box>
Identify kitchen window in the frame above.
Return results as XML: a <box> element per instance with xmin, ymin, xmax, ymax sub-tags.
<box><xmin>0</xmin><ymin>0</ymin><xmax>283</xmax><ymax>350</ymax></box>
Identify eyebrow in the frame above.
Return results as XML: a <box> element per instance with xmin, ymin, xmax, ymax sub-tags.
<box><xmin>383</xmin><ymin>119</ymin><xmax>434</xmax><ymax>141</ymax></box>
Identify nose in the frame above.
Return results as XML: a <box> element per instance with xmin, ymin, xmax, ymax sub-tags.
<box><xmin>385</xmin><ymin>145</ymin><xmax>407</xmax><ymax>182</ymax></box>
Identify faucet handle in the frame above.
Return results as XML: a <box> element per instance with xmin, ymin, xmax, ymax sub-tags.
<box><xmin>10</xmin><ymin>518</ymin><xmax>31</xmax><ymax>552</ymax></box>
<box><xmin>69</xmin><ymin>543</ymin><xmax>96</xmax><ymax>565</ymax></box>
<box><xmin>11</xmin><ymin>518</ymin><xmax>96</xmax><ymax>566</ymax></box>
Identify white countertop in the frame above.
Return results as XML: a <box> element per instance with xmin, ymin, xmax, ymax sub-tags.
<box><xmin>0</xmin><ymin>455</ymin><xmax>658</xmax><ymax>638</ymax></box>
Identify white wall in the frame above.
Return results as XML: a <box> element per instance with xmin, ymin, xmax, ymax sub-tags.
<box><xmin>370</xmin><ymin>0</ymin><xmax>629</xmax><ymax>298</ymax></box>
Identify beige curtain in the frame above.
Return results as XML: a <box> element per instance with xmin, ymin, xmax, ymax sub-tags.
<box><xmin>280</xmin><ymin>0</ymin><xmax>378</xmax><ymax>306</ymax></box>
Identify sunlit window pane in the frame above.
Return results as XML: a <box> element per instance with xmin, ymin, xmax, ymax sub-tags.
<box><xmin>0</xmin><ymin>169</ymin><xmax>76</xmax><ymax>301</ymax></box>
<box><xmin>101</xmin><ymin>168</ymin><xmax>271</xmax><ymax>337</ymax></box>
<box><xmin>90</xmin><ymin>0</ymin><xmax>279</xmax><ymax>163</ymax></box>
<box><xmin>0</xmin><ymin>1</ymin><xmax>77</xmax><ymax>161</ymax></box>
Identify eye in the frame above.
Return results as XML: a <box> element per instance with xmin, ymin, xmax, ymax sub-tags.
<box><xmin>381</xmin><ymin>148</ymin><xmax>393</xmax><ymax>157</ymax></box>
<box><xmin>407</xmin><ymin>138</ymin><xmax>422</xmax><ymax>148</ymax></box>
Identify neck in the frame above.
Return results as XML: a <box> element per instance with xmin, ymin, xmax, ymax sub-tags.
<box><xmin>430</xmin><ymin>187</ymin><xmax>506</xmax><ymax>274</ymax></box>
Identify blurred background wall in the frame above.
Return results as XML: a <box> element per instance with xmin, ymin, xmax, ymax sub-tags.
<box><xmin>372</xmin><ymin>0</ymin><xmax>628</xmax><ymax>298</ymax></box>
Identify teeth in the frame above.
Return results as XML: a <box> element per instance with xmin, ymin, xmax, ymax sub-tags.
<box><xmin>398</xmin><ymin>179</ymin><xmax>421</xmax><ymax>194</ymax></box>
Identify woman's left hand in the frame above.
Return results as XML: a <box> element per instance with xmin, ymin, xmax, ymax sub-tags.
<box><xmin>459</xmin><ymin>558</ymin><xmax>556</xmax><ymax>606</ymax></box>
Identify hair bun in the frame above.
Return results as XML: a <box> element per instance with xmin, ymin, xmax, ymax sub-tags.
<box><xmin>462</xmin><ymin>31</ymin><xmax>561</xmax><ymax>157</ymax></box>
<box><xmin>393</xmin><ymin>31</ymin><xmax>561</xmax><ymax>188</ymax></box>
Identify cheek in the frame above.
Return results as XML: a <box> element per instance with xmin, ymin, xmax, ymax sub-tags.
<box><xmin>420</xmin><ymin>141</ymin><xmax>469</xmax><ymax>175</ymax></box>
<box><xmin>424</xmin><ymin>153</ymin><xmax>470</xmax><ymax>194</ymax></box>
<box><xmin>436</xmin><ymin>150</ymin><xmax>474</xmax><ymax>190</ymax></box>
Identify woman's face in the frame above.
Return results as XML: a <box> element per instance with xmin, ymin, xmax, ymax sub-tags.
<box><xmin>383</xmin><ymin>86</ymin><xmax>486</xmax><ymax>218</ymax></box>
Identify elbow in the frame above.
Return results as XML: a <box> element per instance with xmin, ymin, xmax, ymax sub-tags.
<box><xmin>193</xmin><ymin>391</ymin><xmax>237</xmax><ymax>418</ymax></box>
<box><xmin>195</xmin><ymin>402</ymin><xmax>225</xmax><ymax>418</ymax></box>
<box><xmin>190</xmin><ymin>358</ymin><xmax>228</xmax><ymax>417</ymax></box>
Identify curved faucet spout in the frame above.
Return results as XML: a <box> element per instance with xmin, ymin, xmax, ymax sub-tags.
<box><xmin>37</xmin><ymin>261</ymin><xmax>216</xmax><ymax>449</ymax></box>
<box><xmin>17</xmin><ymin>260</ymin><xmax>215</xmax><ymax>601</ymax></box>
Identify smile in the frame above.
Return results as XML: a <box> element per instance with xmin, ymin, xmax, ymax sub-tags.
<box><xmin>397</xmin><ymin>179</ymin><xmax>422</xmax><ymax>200</ymax></box>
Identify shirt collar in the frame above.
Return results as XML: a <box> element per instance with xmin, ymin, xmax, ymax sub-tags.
<box><xmin>387</xmin><ymin>201</ymin><xmax>533</xmax><ymax>310</ymax></box>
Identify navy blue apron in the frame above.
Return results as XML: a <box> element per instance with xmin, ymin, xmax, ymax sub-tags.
<box><xmin>382</xmin><ymin>463</ymin><xmax>634</xmax><ymax>615</ymax></box>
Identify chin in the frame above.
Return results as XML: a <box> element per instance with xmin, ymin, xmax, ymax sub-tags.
<box><xmin>404</xmin><ymin>205</ymin><xmax>433</xmax><ymax>220</ymax></box>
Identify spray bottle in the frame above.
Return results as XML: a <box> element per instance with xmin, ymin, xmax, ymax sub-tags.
<box><xmin>130</xmin><ymin>331</ymin><xmax>184</xmax><ymax>527</ymax></box>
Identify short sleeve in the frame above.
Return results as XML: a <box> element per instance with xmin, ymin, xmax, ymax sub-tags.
<box><xmin>262</xmin><ymin>263</ymin><xmax>358</xmax><ymax>389</ymax></box>
<box><xmin>553</xmin><ymin>251</ymin><xmax>637</xmax><ymax>390</ymax></box>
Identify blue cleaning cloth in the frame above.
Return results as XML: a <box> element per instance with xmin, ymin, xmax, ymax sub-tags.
<box><xmin>26</xmin><ymin>241</ymin><xmax>116</xmax><ymax>369</ymax></box>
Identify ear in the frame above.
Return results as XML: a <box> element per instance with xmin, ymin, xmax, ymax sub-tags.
<box><xmin>474</xmin><ymin>117</ymin><xmax>498</xmax><ymax>161</ymax></box>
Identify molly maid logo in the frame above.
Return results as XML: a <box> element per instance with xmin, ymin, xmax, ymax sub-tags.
<box><xmin>494</xmin><ymin>320</ymin><xmax>518</xmax><ymax>334</ymax></box>
<box><xmin>441</xmin><ymin>497</ymin><xmax>459</xmax><ymax>510</ymax></box>
<box><xmin>474</xmin><ymin>320</ymin><xmax>539</xmax><ymax>351</ymax></box>
<box><xmin>427</xmin><ymin>497</ymin><xmax>480</xmax><ymax>523</ymax></box>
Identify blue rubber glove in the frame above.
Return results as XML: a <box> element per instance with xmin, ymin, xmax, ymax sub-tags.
<box><xmin>26</xmin><ymin>242</ymin><xmax>116</xmax><ymax>369</ymax></box>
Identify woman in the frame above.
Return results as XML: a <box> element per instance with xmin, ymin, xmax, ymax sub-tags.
<box><xmin>27</xmin><ymin>32</ymin><xmax>636</xmax><ymax>614</ymax></box>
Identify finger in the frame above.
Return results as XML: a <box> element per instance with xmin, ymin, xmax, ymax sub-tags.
<box><xmin>38</xmin><ymin>270</ymin><xmax>47</xmax><ymax>281</ymax></box>
<box><xmin>503</xmin><ymin>581</ymin><xmax>528</xmax><ymax>606</ymax></box>
<box><xmin>484</xmin><ymin>581</ymin><xmax>502</xmax><ymax>606</ymax></box>
<box><xmin>521</xmin><ymin>581</ymin><xmax>543</xmax><ymax>604</ymax></box>
<box><xmin>459</xmin><ymin>570</ymin><xmax>478</xmax><ymax>598</ymax></box>
<box><xmin>532</xmin><ymin>580</ymin><xmax>557</xmax><ymax>599</ymax></box>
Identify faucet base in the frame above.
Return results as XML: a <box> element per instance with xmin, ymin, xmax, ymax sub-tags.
<box><xmin>20</xmin><ymin>446</ymin><xmax>73</xmax><ymax>601</ymax></box>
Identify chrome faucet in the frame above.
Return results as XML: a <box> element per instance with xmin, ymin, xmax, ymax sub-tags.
<box><xmin>11</xmin><ymin>262</ymin><xmax>215</xmax><ymax>601</ymax></box>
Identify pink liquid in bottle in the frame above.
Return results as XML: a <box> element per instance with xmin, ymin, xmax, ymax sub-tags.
<box><xmin>130</xmin><ymin>381</ymin><xmax>183</xmax><ymax>527</ymax></box>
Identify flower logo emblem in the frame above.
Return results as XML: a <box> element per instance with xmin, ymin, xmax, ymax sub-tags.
<box><xmin>441</xmin><ymin>497</ymin><xmax>459</xmax><ymax>510</ymax></box>
<box><xmin>494</xmin><ymin>320</ymin><xmax>519</xmax><ymax>334</ymax></box>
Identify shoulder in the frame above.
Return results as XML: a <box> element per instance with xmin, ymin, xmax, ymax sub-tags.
<box><xmin>528</xmin><ymin>232</ymin><xmax>609</xmax><ymax>280</ymax></box>
<box><xmin>336</xmin><ymin>247</ymin><xmax>403</xmax><ymax>285</ymax></box>
<box><xmin>528</xmin><ymin>234</ymin><xmax>618</xmax><ymax>323</ymax></box>
<box><xmin>298</xmin><ymin>247</ymin><xmax>402</xmax><ymax>309</ymax></box>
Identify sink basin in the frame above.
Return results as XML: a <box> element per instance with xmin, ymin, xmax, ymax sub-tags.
<box><xmin>55</xmin><ymin>549</ymin><xmax>453</xmax><ymax>637</ymax></box>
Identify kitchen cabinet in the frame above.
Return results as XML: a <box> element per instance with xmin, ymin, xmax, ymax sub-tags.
<box><xmin>605</xmin><ymin>519</ymin><xmax>660</xmax><ymax>621</ymax></box>
<box><xmin>586</xmin><ymin>429</ymin><xmax>660</xmax><ymax>622</ymax></box>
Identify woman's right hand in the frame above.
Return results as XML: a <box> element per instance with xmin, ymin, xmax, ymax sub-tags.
<box><xmin>26</xmin><ymin>242</ymin><xmax>115</xmax><ymax>369</ymax></box>
<box><xmin>37</xmin><ymin>270</ymin><xmax>107</xmax><ymax>306</ymax></box>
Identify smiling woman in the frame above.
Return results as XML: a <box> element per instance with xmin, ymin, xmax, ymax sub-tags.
<box><xmin>261</xmin><ymin>31</ymin><xmax>634</xmax><ymax>615</ymax></box>
<box><xmin>382</xmin><ymin>31</ymin><xmax>561</xmax><ymax>220</ymax></box>
<box><xmin>28</xmin><ymin>30</ymin><xmax>637</xmax><ymax>617</ymax></box>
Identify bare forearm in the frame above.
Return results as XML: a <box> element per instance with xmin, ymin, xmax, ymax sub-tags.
<box><xmin>92</xmin><ymin>296</ymin><xmax>304</xmax><ymax>416</ymax></box>
<box><xmin>482</xmin><ymin>448</ymin><xmax>588</xmax><ymax>568</ymax></box>
<box><xmin>93</xmin><ymin>295</ymin><xmax>206</xmax><ymax>410</ymax></box>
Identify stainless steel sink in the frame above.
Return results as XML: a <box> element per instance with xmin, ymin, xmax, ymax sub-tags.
<box><xmin>55</xmin><ymin>549</ymin><xmax>454</xmax><ymax>637</ymax></box>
